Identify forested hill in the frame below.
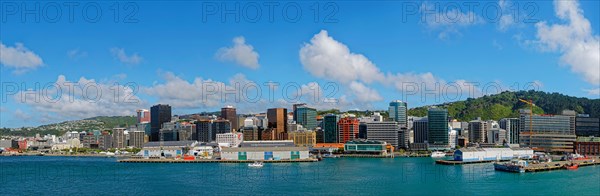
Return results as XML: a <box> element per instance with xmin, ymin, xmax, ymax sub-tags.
<box><xmin>407</xmin><ymin>91</ymin><xmax>600</xmax><ymax>121</ymax></box>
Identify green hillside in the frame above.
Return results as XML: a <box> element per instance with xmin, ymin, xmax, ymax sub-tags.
<box><xmin>84</xmin><ymin>116</ymin><xmax>137</xmax><ymax>128</ymax></box>
<box><xmin>408</xmin><ymin>90</ymin><xmax>600</xmax><ymax>121</ymax></box>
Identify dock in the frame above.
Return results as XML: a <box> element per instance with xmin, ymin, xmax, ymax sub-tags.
<box><xmin>117</xmin><ymin>158</ymin><xmax>319</xmax><ymax>163</ymax></box>
<box><xmin>435</xmin><ymin>159</ymin><xmax>506</xmax><ymax>165</ymax></box>
<box><xmin>524</xmin><ymin>159</ymin><xmax>599</xmax><ymax>172</ymax></box>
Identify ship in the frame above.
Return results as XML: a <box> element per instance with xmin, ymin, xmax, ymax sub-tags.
<box><xmin>430</xmin><ymin>151</ymin><xmax>446</xmax><ymax>158</ymax></box>
<box><xmin>494</xmin><ymin>160</ymin><xmax>528</xmax><ymax>173</ymax></box>
<box><xmin>248</xmin><ymin>161</ymin><xmax>264</xmax><ymax>168</ymax></box>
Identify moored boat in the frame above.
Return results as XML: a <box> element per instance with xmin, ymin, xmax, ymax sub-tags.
<box><xmin>494</xmin><ymin>160</ymin><xmax>527</xmax><ymax>173</ymax></box>
<box><xmin>248</xmin><ymin>161</ymin><xmax>263</xmax><ymax>168</ymax></box>
<box><xmin>431</xmin><ymin>151</ymin><xmax>446</xmax><ymax>158</ymax></box>
<box><xmin>564</xmin><ymin>163</ymin><xmax>579</xmax><ymax>170</ymax></box>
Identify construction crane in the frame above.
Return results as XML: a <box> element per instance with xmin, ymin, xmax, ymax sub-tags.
<box><xmin>518</xmin><ymin>98</ymin><xmax>534</xmax><ymax>147</ymax></box>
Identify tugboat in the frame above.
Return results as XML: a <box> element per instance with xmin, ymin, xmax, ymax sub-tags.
<box><xmin>248</xmin><ymin>161</ymin><xmax>264</xmax><ymax>168</ymax></box>
<box><xmin>494</xmin><ymin>160</ymin><xmax>528</xmax><ymax>173</ymax></box>
<box><xmin>564</xmin><ymin>163</ymin><xmax>579</xmax><ymax>170</ymax></box>
<box><xmin>430</xmin><ymin>151</ymin><xmax>446</xmax><ymax>158</ymax></box>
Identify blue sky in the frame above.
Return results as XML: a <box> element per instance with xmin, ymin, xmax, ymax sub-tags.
<box><xmin>1</xmin><ymin>0</ymin><xmax>599</xmax><ymax>128</ymax></box>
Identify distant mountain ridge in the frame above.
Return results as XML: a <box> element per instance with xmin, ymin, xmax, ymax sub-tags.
<box><xmin>407</xmin><ymin>90</ymin><xmax>600</xmax><ymax>121</ymax></box>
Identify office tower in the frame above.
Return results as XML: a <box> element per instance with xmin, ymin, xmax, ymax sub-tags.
<box><xmin>468</xmin><ymin>118</ymin><xmax>488</xmax><ymax>144</ymax></box>
<box><xmin>195</xmin><ymin>120</ymin><xmax>212</xmax><ymax>142</ymax></box>
<box><xmin>520</xmin><ymin>110</ymin><xmax>577</xmax><ymax>152</ymax></box>
<box><xmin>136</xmin><ymin>109</ymin><xmax>150</xmax><ymax>123</ymax></box>
<box><xmin>575</xmin><ymin>114</ymin><xmax>600</xmax><ymax>137</ymax></box>
<box><xmin>389</xmin><ymin>100</ymin><xmax>408</xmax><ymax>127</ymax></box>
<box><xmin>499</xmin><ymin>118</ymin><xmax>520</xmax><ymax>144</ymax></box>
<box><xmin>398</xmin><ymin>127</ymin><xmax>410</xmax><ymax>149</ymax></box>
<box><xmin>413</xmin><ymin>117</ymin><xmax>428</xmax><ymax>143</ymax></box>
<box><xmin>427</xmin><ymin>108</ymin><xmax>448</xmax><ymax>146</ymax></box>
<box><xmin>338</xmin><ymin>116</ymin><xmax>359</xmax><ymax>143</ymax></box>
<box><xmin>295</xmin><ymin>105</ymin><xmax>317</xmax><ymax>130</ymax></box>
<box><xmin>292</xmin><ymin>103</ymin><xmax>307</xmax><ymax>122</ymax></box>
<box><xmin>323</xmin><ymin>114</ymin><xmax>339</xmax><ymax>143</ymax></box>
<box><xmin>267</xmin><ymin>108</ymin><xmax>288</xmax><ymax>140</ymax></box>
<box><xmin>112</xmin><ymin>128</ymin><xmax>126</xmax><ymax>149</ymax></box>
<box><xmin>366</xmin><ymin>121</ymin><xmax>400</xmax><ymax>148</ymax></box>
<box><xmin>358</xmin><ymin>123</ymin><xmax>368</xmax><ymax>139</ymax></box>
<box><xmin>150</xmin><ymin>104</ymin><xmax>172</xmax><ymax>141</ymax></box>
<box><xmin>221</xmin><ymin>106</ymin><xmax>238</xmax><ymax>131</ymax></box>
<box><xmin>129</xmin><ymin>131</ymin><xmax>145</xmax><ymax>148</ymax></box>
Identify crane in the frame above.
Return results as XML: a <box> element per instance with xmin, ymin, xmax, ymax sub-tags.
<box><xmin>518</xmin><ymin>98</ymin><xmax>534</xmax><ymax>148</ymax></box>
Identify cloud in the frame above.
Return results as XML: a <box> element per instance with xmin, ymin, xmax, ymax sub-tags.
<box><xmin>14</xmin><ymin>75</ymin><xmax>144</xmax><ymax>123</ymax></box>
<box><xmin>300</xmin><ymin>30</ymin><xmax>385</xmax><ymax>84</ymax></box>
<box><xmin>0</xmin><ymin>41</ymin><xmax>44</xmax><ymax>73</ymax></box>
<box><xmin>67</xmin><ymin>49</ymin><xmax>88</xmax><ymax>60</ymax></box>
<box><xmin>13</xmin><ymin>109</ymin><xmax>31</xmax><ymax>121</ymax></box>
<box><xmin>533</xmin><ymin>0</ymin><xmax>600</xmax><ymax>86</ymax></box>
<box><xmin>300</xmin><ymin>30</ymin><xmax>473</xmax><ymax>105</ymax></box>
<box><xmin>419</xmin><ymin>2</ymin><xmax>485</xmax><ymax>39</ymax></box>
<box><xmin>492</xmin><ymin>40</ymin><xmax>503</xmax><ymax>50</ymax></box>
<box><xmin>110</xmin><ymin>48</ymin><xmax>142</xmax><ymax>65</ymax></box>
<box><xmin>585</xmin><ymin>88</ymin><xmax>600</xmax><ymax>96</ymax></box>
<box><xmin>497</xmin><ymin>0</ymin><xmax>516</xmax><ymax>31</ymax></box>
<box><xmin>348</xmin><ymin>81</ymin><xmax>383</xmax><ymax>102</ymax></box>
<box><xmin>215</xmin><ymin>36</ymin><xmax>260</xmax><ymax>69</ymax></box>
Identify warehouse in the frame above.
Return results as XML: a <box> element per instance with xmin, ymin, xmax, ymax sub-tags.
<box><xmin>220</xmin><ymin>147</ymin><xmax>310</xmax><ymax>161</ymax></box>
<box><xmin>453</xmin><ymin>147</ymin><xmax>533</xmax><ymax>162</ymax></box>
<box><xmin>140</xmin><ymin>141</ymin><xmax>198</xmax><ymax>158</ymax></box>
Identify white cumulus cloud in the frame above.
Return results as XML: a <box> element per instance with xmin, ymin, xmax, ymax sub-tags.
<box><xmin>420</xmin><ymin>2</ymin><xmax>485</xmax><ymax>39</ymax></box>
<box><xmin>215</xmin><ymin>36</ymin><xmax>260</xmax><ymax>69</ymax></box>
<box><xmin>110</xmin><ymin>47</ymin><xmax>143</xmax><ymax>65</ymax></box>
<box><xmin>0</xmin><ymin>41</ymin><xmax>44</xmax><ymax>73</ymax></box>
<box><xmin>533</xmin><ymin>0</ymin><xmax>600</xmax><ymax>86</ymax></box>
<box><xmin>14</xmin><ymin>75</ymin><xmax>144</xmax><ymax>124</ymax></box>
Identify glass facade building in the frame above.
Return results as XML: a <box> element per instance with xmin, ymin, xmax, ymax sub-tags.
<box><xmin>388</xmin><ymin>100</ymin><xmax>408</xmax><ymax>127</ymax></box>
<box><xmin>323</xmin><ymin>114</ymin><xmax>339</xmax><ymax>143</ymax></box>
<box><xmin>427</xmin><ymin>108</ymin><xmax>448</xmax><ymax>146</ymax></box>
<box><xmin>295</xmin><ymin>106</ymin><xmax>317</xmax><ymax>130</ymax></box>
<box><xmin>519</xmin><ymin>110</ymin><xmax>576</xmax><ymax>152</ymax></box>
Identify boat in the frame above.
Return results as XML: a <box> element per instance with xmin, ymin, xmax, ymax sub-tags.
<box><xmin>564</xmin><ymin>163</ymin><xmax>579</xmax><ymax>170</ymax></box>
<box><xmin>323</xmin><ymin>154</ymin><xmax>339</xmax><ymax>158</ymax></box>
<box><xmin>430</xmin><ymin>151</ymin><xmax>446</xmax><ymax>158</ymax></box>
<box><xmin>248</xmin><ymin>161</ymin><xmax>264</xmax><ymax>168</ymax></box>
<box><xmin>494</xmin><ymin>160</ymin><xmax>528</xmax><ymax>173</ymax></box>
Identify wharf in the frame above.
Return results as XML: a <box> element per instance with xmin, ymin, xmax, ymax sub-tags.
<box><xmin>340</xmin><ymin>154</ymin><xmax>394</xmax><ymax>158</ymax></box>
<box><xmin>435</xmin><ymin>159</ymin><xmax>504</xmax><ymax>165</ymax></box>
<box><xmin>118</xmin><ymin>158</ymin><xmax>319</xmax><ymax>163</ymax></box>
<box><xmin>524</xmin><ymin>158</ymin><xmax>599</xmax><ymax>172</ymax></box>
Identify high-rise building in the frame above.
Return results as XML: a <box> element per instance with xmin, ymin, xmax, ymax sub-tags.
<box><xmin>468</xmin><ymin>118</ymin><xmax>488</xmax><ymax>144</ymax></box>
<box><xmin>389</xmin><ymin>100</ymin><xmax>408</xmax><ymax>127</ymax></box>
<box><xmin>499</xmin><ymin>118</ymin><xmax>520</xmax><ymax>144</ymax></box>
<box><xmin>112</xmin><ymin>128</ymin><xmax>126</xmax><ymax>149</ymax></box>
<box><xmin>519</xmin><ymin>110</ymin><xmax>576</xmax><ymax>152</ymax></box>
<box><xmin>295</xmin><ymin>105</ymin><xmax>317</xmax><ymax>130</ymax></box>
<box><xmin>413</xmin><ymin>117</ymin><xmax>428</xmax><ymax>143</ymax></box>
<box><xmin>267</xmin><ymin>108</ymin><xmax>288</xmax><ymax>140</ymax></box>
<box><xmin>398</xmin><ymin>127</ymin><xmax>410</xmax><ymax>149</ymax></box>
<box><xmin>195</xmin><ymin>120</ymin><xmax>212</xmax><ymax>142</ymax></box>
<box><xmin>427</xmin><ymin>108</ymin><xmax>448</xmax><ymax>147</ymax></box>
<box><xmin>338</xmin><ymin>116</ymin><xmax>359</xmax><ymax>143</ymax></box>
<box><xmin>292</xmin><ymin>103</ymin><xmax>307</xmax><ymax>122</ymax></box>
<box><xmin>129</xmin><ymin>131</ymin><xmax>145</xmax><ymax>148</ymax></box>
<box><xmin>136</xmin><ymin>109</ymin><xmax>150</xmax><ymax>123</ymax></box>
<box><xmin>150</xmin><ymin>104</ymin><xmax>172</xmax><ymax>141</ymax></box>
<box><xmin>323</xmin><ymin>114</ymin><xmax>339</xmax><ymax>143</ymax></box>
<box><xmin>221</xmin><ymin>106</ymin><xmax>238</xmax><ymax>131</ymax></box>
<box><xmin>216</xmin><ymin>132</ymin><xmax>243</xmax><ymax>147</ymax></box>
<box><xmin>195</xmin><ymin>120</ymin><xmax>232</xmax><ymax>142</ymax></box>
<box><xmin>366</xmin><ymin>121</ymin><xmax>400</xmax><ymax>148</ymax></box>
<box><xmin>575</xmin><ymin>115</ymin><xmax>600</xmax><ymax>137</ymax></box>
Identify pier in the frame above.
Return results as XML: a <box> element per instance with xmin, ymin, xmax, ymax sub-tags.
<box><xmin>524</xmin><ymin>159</ymin><xmax>599</xmax><ymax>172</ymax></box>
<box><xmin>118</xmin><ymin>158</ymin><xmax>319</xmax><ymax>163</ymax></box>
<box><xmin>435</xmin><ymin>159</ymin><xmax>507</xmax><ymax>165</ymax></box>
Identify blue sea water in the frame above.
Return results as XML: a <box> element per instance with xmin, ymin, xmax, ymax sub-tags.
<box><xmin>0</xmin><ymin>156</ymin><xmax>599</xmax><ymax>195</ymax></box>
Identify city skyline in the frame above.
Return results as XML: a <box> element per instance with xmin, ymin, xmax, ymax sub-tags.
<box><xmin>1</xmin><ymin>0</ymin><xmax>599</xmax><ymax>128</ymax></box>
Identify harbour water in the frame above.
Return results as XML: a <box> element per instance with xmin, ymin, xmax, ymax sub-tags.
<box><xmin>1</xmin><ymin>156</ymin><xmax>599</xmax><ymax>195</ymax></box>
